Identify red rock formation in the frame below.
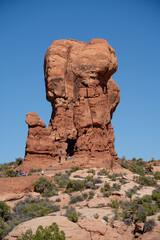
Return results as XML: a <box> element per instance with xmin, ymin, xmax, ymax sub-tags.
<box><xmin>24</xmin><ymin>39</ymin><xmax>120</xmax><ymax>169</ymax></box>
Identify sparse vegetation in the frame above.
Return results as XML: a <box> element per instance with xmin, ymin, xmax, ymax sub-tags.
<box><xmin>120</xmin><ymin>158</ymin><xmax>153</xmax><ymax>175</ymax></box>
<box><xmin>54</xmin><ymin>173</ymin><xmax>70</xmax><ymax>188</ymax></box>
<box><xmin>101</xmin><ymin>182</ymin><xmax>112</xmax><ymax>197</ymax></box>
<box><xmin>87</xmin><ymin>169</ymin><xmax>96</xmax><ymax>175</ymax></box>
<box><xmin>17</xmin><ymin>222</ymin><xmax>65</xmax><ymax>240</ymax></box>
<box><xmin>110</xmin><ymin>199</ymin><xmax>120</xmax><ymax>210</ymax></box>
<box><xmin>154</xmin><ymin>171</ymin><xmax>160</xmax><ymax>180</ymax></box>
<box><xmin>143</xmin><ymin>219</ymin><xmax>156</xmax><ymax>233</ymax></box>
<box><xmin>65</xmin><ymin>179</ymin><xmax>85</xmax><ymax>193</ymax></box>
<box><xmin>98</xmin><ymin>168</ymin><xmax>109</xmax><ymax>176</ymax></box>
<box><xmin>66</xmin><ymin>207</ymin><xmax>79</xmax><ymax>222</ymax></box>
<box><xmin>70</xmin><ymin>166</ymin><xmax>83</xmax><ymax>173</ymax></box>
<box><xmin>135</xmin><ymin>175</ymin><xmax>157</xmax><ymax>186</ymax></box>
<box><xmin>88</xmin><ymin>191</ymin><xmax>95</xmax><ymax>199</ymax></box>
<box><xmin>69</xmin><ymin>195</ymin><xmax>84</xmax><ymax>204</ymax></box>
<box><xmin>34</xmin><ymin>177</ymin><xmax>59</xmax><ymax>197</ymax></box>
<box><xmin>13</xmin><ymin>197</ymin><xmax>60</xmax><ymax>221</ymax></box>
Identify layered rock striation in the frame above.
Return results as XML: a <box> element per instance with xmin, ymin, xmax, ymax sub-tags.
<box><xmin>24</xmin><ymin>39</ymin><xmax>120</xmax><ymax>168</ymax></box>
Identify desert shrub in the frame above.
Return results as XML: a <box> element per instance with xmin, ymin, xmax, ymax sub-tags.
<box><xmin>110</xmin><ymin>199</ymin><xmax>120</xmax><ymax>210</ymax></box>
<box><xmin>85</xmin><ymin>175</ymin><xmax>93</xmax><ymax>182</ymax></box>
<box><xmin>73</xmin><ymin>175</ymin><xmax>84</xmax><ymax>179</ymax></box>
<box><xmin>70</xmin><ymin>166</ymin><xmax>83</xmax><ymax>173</ymax></box>
<box><xmin>108</xmin><ymin>174</ymin><xmax>116</xmax><ymax>181</ymax></box>
<box><xmin>93</xmin><ymin>213</ymin><xmax>99</xmax><ymax>219</ymax></box>
<box><xmin>118</xmin><ymin>178</ymin><xmax>128</xmax><ymax>184</ymax></box>
<box><xmin>97</xmin><ymin>168</ymin><xmax>109</xmax><ymax>176</ymax></box>
<box><xmin>143</xmin><ymin>219</ymin><xmax>155</xmax><ymax>233</ymax></box>
<box><xmin>84</xmin><ymin>177</ymin><xmax>101</xmax><ymax>190</ymax></box>
<box><xmin>94</xmin><ymin>178</ymin><xmax>103</xmax><ymax>184</ymax></box>
<box><xmin>120</xmin><ymin>158</ymin><xmax>152</xmax><ymax>175</ymax></box>
<box><xmin>88</xmin><ymin>191</ymin><xmax>95</xmax><ymax>199</ymax></box>
<box><xmin>17</xmin><ymin>222</ymin><xmax>65</xmax><ymax>240</ymax></box>
<box><xmin>66</xmin><ymin>207</ymin><xmax>78</xmax><ymax>222</ymax></box>
<box><xmin>112</xmin><ymin>183</ymin><xmax>121</xmax><ymax>191</ymax></box>
<box><xmin>101</xmin><ymin>182</ymin><xmax>112</xmax><ymax>197</ymax></box>
<box><xmin>69</xmin><ymin>195</ymin><xmax>84</xmax><ymax>204</ymax></box>
<box><xmin>120</xmin><ymin>194</ymin><xmax>158</xmax><ymax>223</ymax></box>
<box><xmin>82</xmin><ymin>192</ymin><xmax>88</xmax><ymax>200</ymax></box>
<box><xmin>96</xmin><ymin>203</ymin><xmax>107</xmax><ymax>208</ymax></box>
<box><xmin>65</xmin><ymin>180</ymin><xmax>85</xmax><ymax>193</ymax></box>
<box><xmin>34</xmin><ymin>177</ymin><xmax>59</xmax><ymax>197</ymax></box>
<box><xmin>158</xmin><ymin>215</ymin><xmax>160</xmax><ymax>221</ymax></box>
<box><xmin>103</xmin><ymin>216</ymin><xmax>108</xmax><ymax>222</ymax></box>
<box><xmin>54</xmin><ymin>173</ymin><xmax>70</xmax><ymax>188</ymax></box>
<box><xmin>0</xmin><ymin>217</ymin><xmax>8</xmax><ymax>239</ymax></box>
<box><xmin>55</xmin><ymin>198</ymin><xmax>61</xmax><ymax>202</ymax></box>
<box><xmin>0</xmin><ymin>164</ymin><xmax>9</xmax><ymax>171</ymax></box>
<box><xmin>0</xmin><ymin>201</ymin><xmax>11</xmax><ymax>221</ymax></box>
<box><xmin>154</xmin><ymin>171</ymin><xmax>160</xmax><ymax>180</ymax></box>
<box><xmin>135</xmin><ymin>175</ymin><xmax>157</xmax><ymax>186</ymax></box>
<box><xmin>87</xmin><ymin>169</ymin><xmax>96</xmax><ymax>175</ymax></box>
<box><xmin>152</xmin><ymin>187</ymin><xmax>160</xmax><ymax>207</ymax></box>
<box><xmin>5</xmin><ymin>169</ymin><xmax>15</xmax><ymax>177</ymax></box>
<box><xmin>125</xmin><ymin>186</ymin><xmax>139</xmax><ymax>198</ymax></box>
<box><xmin>13</xmin><ymin>197</ymin><xmax>60</xmax><ymax>221</ymax></box>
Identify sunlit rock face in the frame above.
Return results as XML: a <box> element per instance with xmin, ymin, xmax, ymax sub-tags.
<box><xmin>24</xmin><ymin>39</ymin><xmax>120</xmax><ymax>169</ymax></box>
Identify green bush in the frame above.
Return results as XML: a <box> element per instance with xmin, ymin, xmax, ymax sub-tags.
<box><xmin>66</xmin><ymin>207</ymin><xmax>79</xmax><ymax>223</ymax></box>
<box><xmin>120</xmin><ymin>158</ymin><xmax>152</xmax><ymax>175</ymax></box>
<box><xmin>135</xmin><ymin>175</ymin><xmax>157</xmax><ymax>186</ymax></box>
<box><xmin>85</xmin><ymin>175</ymin><xmax>93</xmax><ymax>182</ymax></box>
<box><xmin>5</xmin><ymin>169</ymin><xmax>15</xmax><ymax>177</ymax></box>
<box><xmin>101</xmin><ymin>182</ymin><xmax>112</xmax><ymax>197</ymax></box>
<box><xmin>0</xmin><ymin>201</ymin><xmax>11</xmax><ymax>221</ymax></box>
<box><xmin>54</xmin><ymin>173</ymin><xmax>69</xmax><ymax>188</ymax></box>
<box><xmin>120</xmin><ymin>194</ymin><xmax>159</xmax><ymax>223</ymax></box>
<box><xmin>154</xmin><ymin>171</ymin><xmax>160</xmax><ymax>180</ymax></box>
<box><xmin>97</xmin><ymin>168</ymin><xmax>109</xmax><ymax>176</ymax></box>
<box><xmin>17</xmin><ymin>222</ymin><xmax>65</xmax><ymax>240</ymax></box>
<box><xmin>125</xmin><ymin>186</ymin><xmax>139</xmax><ymax>198</ymax></box>
<box><xmin>110</xmin><ymin>199</ymin><xmax>120</xmax><ymax>210</ymax></box>
<box><xmin>143</xmin><ymin>219</ymin><xmax>155</xmax><ymax>233</ymax></box>
<box><xmin>70</xmin><ymin>166</ymin><xmax>83</xmax><ymax>173</ymax></box>
<box><xmin>87</xmin><ymin>169</ymin><xmax>96</xmax><ymax>175</ymax></box>
<box><xmin>112</xmin><ymin>183</ymin><xmax>121</xmax><ymax>191</ymax></box>
<box><xmin>34</xmin><ymin>177</ymin><xmax>59</xmax><ymax>197</ymax></box>
<box><xmin>13</xmin><ymin>197</ymin><xmax>60</xmax><ymax>221</ymax></box>
<box><xmin>0</xmin><ymin>217</ymin><xmax>8</xmax><ymax>239</ymax></box>
<box><xmin>69</xmin><ymin>195</ymin><xmax>84</xmax><ymax>204</ymax></box>
<box><xmin>88</xmin><ymin>191</ymin><xmax>95</xmax><ymax>199</ymax></box>
<box><xmin>82</xmin><ymin>192</ymin><xmax>88</xmax><ymax>200</ymax></box>
<box><xmin>152</xmin><ymin>187</ymin><xmax>160</xmax><ymax>207</ymax></box>
<box><xmin>108</xmin><ymin>174</ymin><xmax>116</xmax><ymax>181</ymax></box>
<box><xmin>65</xmin><ymin>180</ymin><xmax>85</xmax><ymax>193</ymax></box>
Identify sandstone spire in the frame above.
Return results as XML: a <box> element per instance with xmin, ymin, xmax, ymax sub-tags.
<box><xmin>24</xmin><ymin>39</ymin><xmax>120</xmax><ymax>169</ymax></box>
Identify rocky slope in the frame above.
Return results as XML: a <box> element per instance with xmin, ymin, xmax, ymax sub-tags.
<box><xmin>2</xmin><ymin>163</ymin><xmax>160</xmax><ymax>240</ymax></box>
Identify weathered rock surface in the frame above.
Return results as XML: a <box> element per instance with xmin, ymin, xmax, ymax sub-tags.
<box><xmin>4</xmin><ymin>216</ymin><xmax>134</xmax><ymax>240</ymax></box>
<box><xmin>24</xmin><ymin>39</ymin><xmax>120</xmax><ymax>169</ymax></box>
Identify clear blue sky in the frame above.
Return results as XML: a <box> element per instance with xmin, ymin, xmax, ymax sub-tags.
<box><xmin>0</xmin><ymin>0</ymin><xmax>160</xmax><ymax>164</ymax></box>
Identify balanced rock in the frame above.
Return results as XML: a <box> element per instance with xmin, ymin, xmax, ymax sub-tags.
<box><xmin>24</xmin><ymin>39</ymin><xmax>120</xmax><ymax>169</ymax></box>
